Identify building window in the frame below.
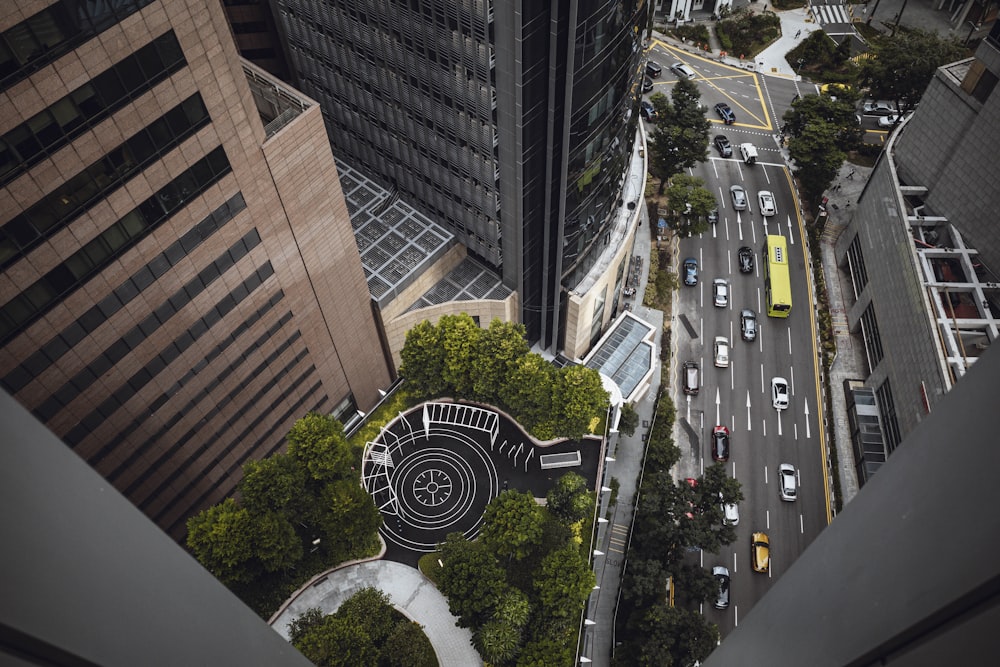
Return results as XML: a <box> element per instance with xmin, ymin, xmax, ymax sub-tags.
<box><xmin>846</xmin><ymin>235</ymin><xmax>868</xmax><ymax>298</ymax></box>
<box><xmin>859</xmin><ymin>303</ymin><xmax>884</xmax><ymax>371</ymax></box>
<box><xmin>875</xmin><ymin>379</ymin><xmax>902</xmax><ymax>453</ymax></box>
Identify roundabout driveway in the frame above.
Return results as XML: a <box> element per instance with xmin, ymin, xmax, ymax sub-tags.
<box><xmin>270</xmin><ymin>560</ymin><xmax>482</xmax><ymax>666</ymax></box>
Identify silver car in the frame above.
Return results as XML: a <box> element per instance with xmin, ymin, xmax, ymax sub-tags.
<box><xmin>714</xmin><ymin>336</ymin><xmax>730</xmax><ymax>368</ymax></box>
<box><xmin>758</xmin><ymin>190</ymin><xmax>776</xmax><ymax>217</ymax></box>
<box><xmin>779</xmin><ymin>463</ymin><xmax>798</xmax><ymax>501</ymax></box>
<box><xmin>713</xmin><ymin>566</ymin><xmax>731</xmax><ymax>609</ymax></box>
<box><xmin>712</xmin><ymin>278</ymin><xmax>728</xmax><ymax>307</ymax></box>
<box><xmin>730</xmin><ymin>185</ymin><xmax>748</xmax><ymax>211</ymax></box>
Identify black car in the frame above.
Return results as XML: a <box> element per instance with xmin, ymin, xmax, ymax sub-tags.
<box><xmin>714</xmin><ymin>134</ymin><xmax>732</xmax><ymax>157</ymax></box>
<box><xmin>642</xmin><ymin>76</ymin><xmax>654</xmax><ymax>92</ymax></box>
<box><xmin>714</xmin><ymin>102</ymin><xmax>735</xmax><ymax>124</ymax></box>
<box><xmin>712</xmin><ymin>425</ymin><xmax>730</xmax><ymax>462</ymax></box>
<box><xmin>640</xmin><ymin>100</ymin><xmax>657</xmax><ymax>121</ymax></box>
<box><xmin>740</xmin><ymin>309</ymin><xmax>757</xmax><ymax>341</ymax></box>
<box><xmin>738</xmin><ymin>246</ymin><xmax>754</xmax><ymax>273</ymax></box>
<box><xmin>683</xmin><ymin>257</ymin><xmax>698</xmax><ymax>286</ymax></box>
<box><xmin>646</xmin><ymin>60</ymin><xmax>662</xmax><ymax>78</ymax></box>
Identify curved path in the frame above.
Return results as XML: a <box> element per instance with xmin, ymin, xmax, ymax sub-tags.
<box><xmin>270</xmin><ymin>560</ymin><xmax>481</xmax><ymax>666</ymax></box>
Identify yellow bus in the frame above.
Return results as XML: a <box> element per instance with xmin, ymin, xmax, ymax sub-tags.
<box><xmin>764</xmin><ymin>235</ymin><xmax>792</xmax><ymax>318</ymax></box>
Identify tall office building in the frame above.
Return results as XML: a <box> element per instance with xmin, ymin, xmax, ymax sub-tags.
<box><xmin>0</xmin><ymin>0</ymin><xmax>392</xmax><ymax>539</ymax></box>
<box><xmin>273</xmin><ymin>0</ymin><xmax>650</xmax><ymax>353</ymax></box>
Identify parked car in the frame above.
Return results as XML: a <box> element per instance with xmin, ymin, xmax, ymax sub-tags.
<box><xmin>683</xmin><ymin>360</ymin><xmax>700</xmax><ymax>395</ymax></box>
<box><xmin>863</xmin><ymin>100</ymin><xmax>897</xmax><ymax>115</ymax></box>
<box><xmin>714</xmin><ymin>134</ymin><xmax>733</xmax><ymax>157</ymax></box>
<box><xmin>683</xmin><ymin>257</ymin><xmax>698</xmax><ymax>286</ymax></box>
<box><xmin>740</xmin><ymin>309</ymin><xmax>757</xmax><ymax>341</ymax></box>
<box><xmin>646</xmin><ymin>60</ymin><xmax>663</xmax><ymax>78</ymax></box>
<box><xmin>751</xmin><ymin>532</ymin><xmax>770</xmax><ymax>573</ymax></box>
<box><xmin>878</xmin><ymin>113</ymin><xmax>908</xmax><ymax>128</ymax></box>
<box><xmin>640</xmin><ymin>100</ymin><xmax>657</xmax><ymax>121</ymax></box>
<box><xmin>738</xmin><ymin>246</ymin><xmax>754</xmax><ymax>273</ymax></box>
<box><xmin>712</xmin><ymin>278</ymin><xmax>728</xmax><ymax>307</ymax></box>
<box><xmin>714</xmin><ymin>102</ymin><xmax>735</xmax><ymax>124</ymax></box>
<box><xmin>729</xmin><ymin>185</ymin><xmax>747</xmax><ymax>211</ymax></box>
<box><xmin>771</xmin><ymin>376</ymin><xmax>789</xmax><ymax>410</ymax></box>
<box><xmin>712</xmin><ymin>425</ymin><xmax>730</xmax><ymax>462</ymax></box>
<box><xmin>779</xmin><ymin>463</ymin><xmax>798</xmax><ymax>501</ymax></box>
<box><xmin>671</xmin><ymin>62</ymin><xmax>696</xmax><ymax>79</ymax></box>
<box><xmin>642</xmin><ymin>76</ymin><xmax>654</xmax><ymax>92</ymax></box>
<box><xmin>713</xmin><ymin>566</ymin><xmax>731</xmax><ymax>609</ymax></box>
<box><xmin>714</xmin><ymin>336</ymin><xmax>730</xmax><ymax>368</ymax></box>
<box><xmin>758</xmin><ymin>190</ymin><xmax>777</xmax><ymax>217</ymax></box>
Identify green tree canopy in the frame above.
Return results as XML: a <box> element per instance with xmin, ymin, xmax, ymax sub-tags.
<box><xmin>314</xmin><ymin>479</ymin><xmax>383</xmax><ymax>562</ymax></box>
<box><xmin>333</xmin><ymin>587</ymin><xmax>397</xmax><ymax>646</ymax></box>
<box><xmin>545</xmin><ymin>472</ymin><xmax>593</xmax><ymax>524</ymax></box>
<box><xmin>382</xmin><ymin>621</ymin><xmax>437</xmax><ymax>667</ymax></box>
<box><xmin>475</xmin><ymin>618</ymin><xmax>523</xmax><ymax>665</ymax></box>
<box><xmin>438</xmin><ymin>313</ymin><xmax>483</xmax><ymax>397</ymax></box>
<box><xmin>480</xmin><ymin>490</ymin><xmax>546</xmax><ymax>562</ymax></box>
<box><xmin>788</xmin><ymin>121</ymin><xmax>846</xmax><ymax>204</ymax></box>
<box><xmin>620</xmin><ymin>603</ymin><xmax>718</xmax><ymax>667</ymax></box>
<box><xmin>618</xmin><ymin>401</ymin><xmax>639</xmax><ymax>437</ymax></box>
<box><xmin>860</xmin><ymin>28</ymin><xmax>966</xmax><ymax>114</ymax></box>
<box><xmin>286</xmin><ymin>412</ymin><xmax>354</xmax><ymax>485</ymax></box>
<box><xmin>437</xmin><ymin>532</ymin><xmax>508</xmax><ymax>629</ymax></box>
<box><xmin>664</xmin><ymin>174</ymin><xmax>715</xmax><ymax>238</ymax></box>
<box><xmin>515</xmin><ymin>636</ymin><xmax>574</xmax><ymax>667</ymax></box>
<box><xmin>398</xmin><ymin>319</ymin><xmax>447</xmax><ymax>396</ymax></box>
<box><xmin>550</xmin><ymin>365</ymin><xmax>608</xmax><ymax>439</ymax></box>
<box><xmin>533</xmin><ymin>545</ymin><xmax>596</xmax><ymax>623</ymax></box>
<box><xmin>498</xmin><ymin>353</ymin><xmax>556</xmax><ymax>436</ymax></box>
<box><xmin>647</xmin><ymin>79</ymin><xmax>711</xmax><ymax>193</ymax></box>
<box><xmin>471</xmin><ymin>319</ymin><xmax>530</xmax><ymax>401</ymax></box>
<box><xmin>292</xmin><ymin>614</ymin><xmax>378</xmax><ymax>667</ymax></box>
<box><xmin>783</xmin><ymin>92</ymin><xmax>862</xmax><ymax>152</ymax></box>
<box><xmin>238</xmin><ymin>453</ymin><xmax>307</xmax><ymax>516</ymax></box>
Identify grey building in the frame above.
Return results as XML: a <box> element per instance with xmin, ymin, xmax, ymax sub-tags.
<box><xmin>272</xmin><ymin>0</ymin><xmax>650</xmax><ymax>351</ymax></box>
<box><xmin>833</xmin><ymin>24</ymin><xmax>1000</xmax><ymax>451</ymax></box>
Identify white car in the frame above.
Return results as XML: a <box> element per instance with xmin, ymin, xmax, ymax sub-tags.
<box><xmin>779</xmin><ymin>463</ymin><xmax>798</xmax><ymax>501</ymax></box>
<box><xmin>671</xmin><ymin>62</ymin><xmax>696</xmax><ymax>80</ymax></box>
<box><xmin>720</xmin><ymin>494</ymin><xmax>740</xmax><ymax>526</ymax></box>
<box><xmin>757</xmin><ymin>190</ymin><xmax>776</xmax><ymax>217</ymax></box>
<box><xmin>771</xmin><ymin>376</ymin><xmax>789</xmax><ymax>410</ymax></box>
<box><xmin>712</xmin><ymin>278</ymin><xmax>729</xmax><ymax>307</ymax></box>
<box><xmin>714</xmin><ymin>336</ymin><xmax>730</xmax><ymax>368</ymax></box>
<box><xmin>863</xmin><ymin>100</ymin><xmax>897</xmax><ymax>115</ymax></box>
<box><xmin>878</xmin><ymin>113</ymin><xmax>907</xmax><ymax>128</ymax></box>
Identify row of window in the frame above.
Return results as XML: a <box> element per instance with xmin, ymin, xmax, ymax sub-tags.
<box><xmin>33</xmin><ymin>231</ymin><xmax>265</xmax><ymax>423</ymax></box>
<box><xmin>0</xmin><ymin>0</ymin><xmax>157</xmax><ymax>91</ymax></box>
<box><xmin>2</xmin><ymin>193</ymin><xmax>246</xmax><ymax>395</ymax></box>
<box><xmin>860</xmin><ymin>303</ymin><xmax>884</xmax><ymax>370</ymax></box>
<box><xmin>0</xmin><ymin>30</ymin><xmax>185</xmax><ymax>187</ymax></box>
<box><xmin>130</xmin><ymin>333</ymin><xmax>307</xmax><ymax>502</ymax></box>
<box><xmin>162</xmin><ymin>377</ymin><xmax>325</xmax><ymax>535</ymax></box>
<box><xmin>0</xmin><ymin>146</ymin><xmax>231</xmax><ymax>347</ymax></box>
<box><xmin>81</xmin><ymin>290</ymin><xmax>286</xmax><ymax>461</ymax></box>
<box><xmin>0</xmin><ymin>94</ymin><xmax>211</xmax><ymax>270</ymax></box>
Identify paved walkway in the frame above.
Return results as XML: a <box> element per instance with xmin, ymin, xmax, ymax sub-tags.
<box><xmin>270</xmin><ymin>560</ymin><xmax>481</xmax><ymax>666</ymax></box>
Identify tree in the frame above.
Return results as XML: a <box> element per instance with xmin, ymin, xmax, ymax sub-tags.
<box><xmin>672</xmin><ymin>561</ymin><xmax>719</xmax><ymax>607</ymax></box>
<box><xmin>398</xmin><ymin>319</ymin><xmax>447</xmax><ymax>396</ymax></box>
<box><xmin>550</xmin><ymin>365</ymin><xmax>608</xmax><ymax>439</ymax></box>
<box><xmin>620</xmin><ymin>603</ymin><xmax>718</xmax><ymax>667</ymax></box>
<box><xmin>334</xmin><ymin>587</ymin><xmax>397</xmax><ymax>646</ymax></box>
<box><xmin>664</xmin><ymin>174</ymin><xmax>716</xmax><ymax>238</ymax></box>
<box><xmin>492</xmin><ymin>587</ymin><xmax>531</xmax><ymax>629</ymax></box>
<box><xmin>498</xmin><ymin>353</ymin><xmax>556</xmax><ymax>436</ymax></box>
<box><xmin>860</xmin><ymin>28</ymin><xmax>966</xmax><ymax>114</ymax></box>
<box><xmin>437</xmin><ymin>533</ymin><xmax>508</xmax><ymax>629</ymax></box>
<box><xmin>621</xmin><ymin>557</ymin><xmax>668</xmax><ymax>606</ymax></box>
<box><xmin>292</xmin><ymin>614</ymin><xmax>378</xmax><ymax>667</ymax></box>
<box><xmin>286</xmin><ymin>413</ymin><xmax>354</xmax><ymax>485</ymax></box>
<box><xmin>618</xmin><ymin>402</ymin><xmax>639</xmax><ymax>437</ymax></box>
<box><xmin>480</xmin><ymin>490</ymin><xmax>545</xmax><ymax>562</ymax></box>
<box><xmin>315</xmin><ymin>479</ymin><xmax>383</xmax><ymax>562</ymax></box>
<box><xmin>533</xmin><ymin>545</ymin><xmax>596</xmax><ymax>623</ymax></box>
<box><xmin>287</xmin><ymin>607</ymin><xmax>325</xmax><ymax>644</ymax></box>
<box><xmin>646</xmin><ymin>80</ymin><xmax>710</xmax><ymax>193</ymax></box>
<box><xmin>516</xmin><ymin>636</ymin><xmax>574</xmax><ymax>667</ymax></box>
<box><xmin>788</xmin><ymin>122</ymin><xmax>845</xmax><ymax>203</ymax></box>
<box><xmin>783</xmin><ymin>93</ymin><xmax>862</xmax><ymax>152</ymax></box>
<box><xmin>475</xmin><ymin>618</ymin><xmax>523</xmax><ymax>665</ymax></box>
<box><xmin>546</xmin><ymin>472</ymin><xmax>593</xmax><ymax>524</ymax></box>
<box><xmin>471</xmin><ymin>319</ymin><xmax>530</xmax><ymax>402</ymax></box>
<box><xmin>438</xmin><ymin>313</ymin><xmax>483</xmax><ymax>397</ymax></box>
<box><xmin>238</xmin><ymin>453</ymin><xmax>307</xmax><ymax>516</ymax></box>
<box><xmin>382</xmin><ymin>621</ymin><xmax>436</xmax><ymax>667</ymax></box>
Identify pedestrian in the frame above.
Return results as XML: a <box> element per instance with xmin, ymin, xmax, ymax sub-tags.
<box><xmin>795</xmin><ymin>29</ymin><xmax>801</xmax><ymax>38</ymax></box>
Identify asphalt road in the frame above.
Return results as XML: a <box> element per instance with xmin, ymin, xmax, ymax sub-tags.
<box><xmin>645</xmin><ymin>39</ymin><xmax>831</xmax><ymax>639</ymax></box>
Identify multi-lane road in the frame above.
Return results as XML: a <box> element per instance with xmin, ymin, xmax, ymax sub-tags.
<box><xmin>644</xmin><ymin>40</ymin><xmax>831</xmax><ymax>638</ymax></box>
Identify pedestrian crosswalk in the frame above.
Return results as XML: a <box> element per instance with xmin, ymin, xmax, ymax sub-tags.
<box><xmin>608</xmin><ymin>522</ymin><xmax>629</xmax><ymax>554</ymax></box>
<box><xmin>812</xmin><ymin>3</ymin><xmax>851</xmax><ymax>26</ymax></box>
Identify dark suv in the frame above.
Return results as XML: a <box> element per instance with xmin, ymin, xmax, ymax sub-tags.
<box><xmin>714</xmin><ymin>134</ymin><xmax>732</xmax><ymax>157</ymax></box>
<box><xmin>683</xmin><ymin>257</ymin><xmax>698</xmax><ymax>286</ymax></box>
<box><xmin>714</xmin><ymin>102</ymin><xmax>735</xmax><ymax>124</ymax></box>
<box><xmin>738</xmin><ymin>246</ymin><xmax>754</xmax><ymax>273</ymax></box>
<box><xmin>646</xmin><ymin>61</ymin><xmax>662</xmax><ymax>78</ymax></box>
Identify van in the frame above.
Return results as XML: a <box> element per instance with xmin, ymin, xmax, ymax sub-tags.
<box><xmin>683</xmin><ymin>361</ymin><xmax>700</xmax><ymax>395</ymax></box>
<box><xmin>739</xmin><ymin>143</ymin><xmax>757</xmax><ymax>165</ymax></box>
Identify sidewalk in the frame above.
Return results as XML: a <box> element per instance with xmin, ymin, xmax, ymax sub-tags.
<box><xmin>269</xmin><ymin>560</ymin><xmax>482</xmax><ymax>666</ymax></box>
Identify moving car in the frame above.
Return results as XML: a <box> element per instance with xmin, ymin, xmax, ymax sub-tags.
<box><xmin>671</xmin><ymin>62</ymin><xmax>696</xmax><ymax>79</ymax></box>
<box><xmin>642</xmin><ymin>76</ymin><xmax>654</xmax><ymax>92</ymax></box>
<box><xmin>758</xmin><ymin>190</ymin><xmax>776</xmax><ymax>217</ymax></box>
<box><xmin>779</xmin><ymin>463</ymin><xmax>798</xmax><ymax>501</ymax></box>
<box><xmin>740</xmin><ymin>309</ymin><xmax>757</xmax><ymax>341</ymax></box>
<box><xmin>640</xmin><ymin>100</ymin><xmax>657</xmax><ymax>121</ymax></box>
<box><xmin>771</xmin><ymin>376</ymin><xmax>789</xmax><ymax>410</ymax></box>
<box><xmin>712</xmin><ymin>278</ymin><xmax>728</xmax><ymax>307</ymax></box>
<box><xmin>712</xmin><ymin>425</ymin><xmax>730</xmax><ymax>462</ymax></box>
<box><xmin>863</xmin><ymin>100</ymin><xmax>897</xmax><ymax>115</ymax></box>
<box><xmin>738</xmin><ymin>246</ymin><xmax>754</xmax><ymax>273</ymax></box>
<box><xmin>751</xmin><ymin>532</ymin><xmax>770</xmax><ymax>573</ymax></box>
<box><xmin>721</xmin><ymin>495</ymin><xmax>740</xmax><ymax>526</ymax></box>
<box><xmin>729</xmin><ymin>185</ymin><xmax>747</xmax><ymax>211</ymax></box>
<box><xmin>714</xmin><ymin>336</ymin><xmax>730</xmax><ymax>368</ymax></box>
<box><xmin>646</xmin><ymin>60</ymin><xmax>663</xmax><ymax>78</ymax></box>
<box><xmin>683</xmin><ymin>257</ymin><xmax>698</xmax><ymax>286</ymax></box>
<box><xmin>714</xmin><ymin>102</ymin><xmax>735</xmax><ymax>124</ymax></box>
<box><xmin>714</xmin><ymin>134</ymin><xmax>733</xmax><ymax>157</ymax></box>
<box><xmin>713</xmin><ymin>566</ymin><xmax>731</xmax><ymax>609</ymax></box>
<box><xmin>708</xmin><ymin>209</ymin><xmax>719</xmax><ymax>224</ymax></box>
<box><xmin>878</xmin><ymin>113</ymin><xmax>908</xmax><ymax>128</ymax></box>
<box><xmin>682</xmin><ymin>360</ymin><xmax>700</xmax><ymax>395</ymax></box>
